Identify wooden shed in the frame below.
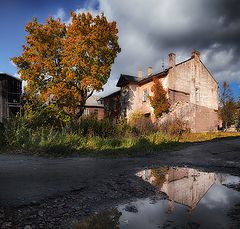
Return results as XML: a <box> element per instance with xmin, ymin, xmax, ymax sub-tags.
<box><xmin>0</xmin><ymin>73</ymin><xmax>22</xmax><ymax>123</ymax></box>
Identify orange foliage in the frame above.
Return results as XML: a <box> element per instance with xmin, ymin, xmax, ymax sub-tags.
<box><xmin>149</xmin><ymin>78</ymin><xmax>170</xmax><ymax>117</ymax></box>
<box><xmin>12</xmin><ymin>13</ymin><xmax>121</xmax><ymax>119</ymax></box>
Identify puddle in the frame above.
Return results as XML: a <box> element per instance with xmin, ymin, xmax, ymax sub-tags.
<box><xmin>76</xmin><ymin>167</ymin><xmax>240</xmax><ymax>229</ymax></box>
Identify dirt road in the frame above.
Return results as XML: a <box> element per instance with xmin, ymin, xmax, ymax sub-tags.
<box><xmin>0</xmin><ymin>138</ymin><xmax>240</xmax><ymax>228</ymax></box>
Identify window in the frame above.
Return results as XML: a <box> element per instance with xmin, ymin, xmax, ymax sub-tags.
<box><xmin>144</xmin><ymin>113</ymin><xmax>150</xmax><ymax>118</ymax></box>
<box><xmin>122</xmin><ymin>97</ymin><xmax>127</xmax><ymax>104</ymax></box>
<box><xmin>122</xmin><ymin>108</ymin><xmax>127</xmax><ymax>117</ymax></box>
<box><xmin>195</xmin><ymin>88</ymin><xmax>200</xmax><ymax>102</ymax></box>
<box><xmin>143</xmin><ymin>89</ymin><xmax>148</xmax><ymax>102</ymax></box>
<box><xmin>83</xmin><ymin>108</ymin><xmax>90</xmax><ymax>116</ymax></box>
<box><xmin>94</xmin><ymin>109</ymin><xmax>98</xmax><ymax>115</ymax></box>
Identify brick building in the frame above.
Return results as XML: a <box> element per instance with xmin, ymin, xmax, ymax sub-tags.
<box><xmin>104</xmin><ymin>51</ymin><xmax>218</xmax><ymax>132</ymax></box>
<box><xmin>82</xmin><ymin>96</ymin><xmax>104</xmax><ymax>120</ymax></box>
<box><xmin>0</xmin><ymin>73</ymin><xmax>22</xmax><ymax>123</ymax></box>
<box><xmin>102</xmin><ymin>90</ymin><xmax>121</xmax><ymax>121</ymax></box>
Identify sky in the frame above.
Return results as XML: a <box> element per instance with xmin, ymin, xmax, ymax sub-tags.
<box><xmin>0</xmin><ymin>0</ymin><xmax>239</xmax><ymax>99</ymax></box>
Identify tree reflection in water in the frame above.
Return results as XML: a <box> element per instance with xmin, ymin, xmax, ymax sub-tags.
<box><xmin>151</xmin><ymin>167</ymin><xmax>169</xmax><ymax>188</ymax></box>
<box><xmin>75</xmin><ymin>209</ymin><xmax>121</xmax><ymax>229</ymax></box>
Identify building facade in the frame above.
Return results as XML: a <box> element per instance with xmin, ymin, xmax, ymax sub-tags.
<box><xmin>0</xmin><ymin>73</ymin><xmax>22</xmax><ymax>123</ymax></box>
<box><xmin>102</xmin><ymin>90</ymin><xmax>121</xmax><ymax>121</ymax></box>
<box><xmin>82</xmin><ymin>96</ymin><xmax>104</xmax><ymax>120</ymax></box>
<box><xmin>104</xmin><ymin>51</ymin><xmax>218</xmax><ymax>132</ymax></box>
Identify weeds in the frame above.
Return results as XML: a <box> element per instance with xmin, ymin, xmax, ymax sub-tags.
<box><xmin>1</xmin><ymin>112</ymin><xmax>239</xmax><ymax>157</ymax></box>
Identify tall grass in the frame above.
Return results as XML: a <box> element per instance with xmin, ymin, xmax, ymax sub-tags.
<box><xmin>2</xmin><ymin>111</ymin><xmax>238</xmax><ymax>156</ymax></box>
<box><xmin>1</xmin><ymin>113</ymin><xmax>179</xmax><ymax>156</ymax></box>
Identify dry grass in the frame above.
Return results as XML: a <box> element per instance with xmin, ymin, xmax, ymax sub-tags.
<box><xmin>180</xmin><ymin>132</ymin><xmax>240</xmax><ymax>143</ymax></box>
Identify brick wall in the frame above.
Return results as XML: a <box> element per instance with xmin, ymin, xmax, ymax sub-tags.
<box><xmin>159</xmin><ymin>102</ymin><xmax>218</xmax><ymax>132</ymax></box>
<box><xmin>83</xmin><ymin>107</ymin><xmax>105</xmax><ymax>120</ymax></box>
<box><xmin>169</xmin><ymin>89</ymin><xmax>190</xmax><ymax>104</ymax></box>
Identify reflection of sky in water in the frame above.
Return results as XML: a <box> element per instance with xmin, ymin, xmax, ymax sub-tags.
<box><xmin>222</xmin><ymin>175</ymin><xmax>240</xmax><ymax>185</ymax></box>
<box><xmin>118</xmin><ymin>168</ymin><xmax>240</xmax><ymax>229</ymax></box>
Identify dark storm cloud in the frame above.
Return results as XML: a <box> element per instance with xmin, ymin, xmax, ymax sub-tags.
<box><xmin>216</xmin><ymin>0</ymin><xmax>240</xmax><ymax>24</ymax></box>
<box><xmin>78</xmin><ymin>0</ymin><xmax>240</xmax><ymax>95</ymax></box>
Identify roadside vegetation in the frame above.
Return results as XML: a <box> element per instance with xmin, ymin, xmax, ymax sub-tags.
<box><xmin>0</xmin><ymin>111</ymin><xmax>239</xmax><ymax>157</ymax></box>
<box><xmin>0</xmin><ymin>112</ymin><xmax>180</xmax><ymax>156</ymax></box>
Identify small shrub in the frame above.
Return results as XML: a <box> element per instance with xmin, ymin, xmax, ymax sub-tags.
<box><xmin>159</xmin><ymin>117</ymin><xmax>190</xmax><ymax>137</ymax></box>
<box><xmin>128</xmin><ymin>112</ymin><xmax>156</xmax><ymax>135</ymax></box>
<box><xmin>77</xmin><ymin>116</ymin><xmax>134</xmax><ymax>138</ymax></box>
<box><xmin>78</xmin><ymin>115</ymin><xmax>118</xmax><ymax>138</ymax></box>
<box><xmin>115</xmin><ymin>118</ymin><xmax>133</xmax><ymax>137</ymax></box>
<box><xmin>4</xmin><ymin>115</ymin><xmax>32</xmax><ymax>148</ymax></box>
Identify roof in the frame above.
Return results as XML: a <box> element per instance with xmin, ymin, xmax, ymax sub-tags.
<box><xmin>116</xmin><ymin>74</ymin><xmax>141</xmax><ymax>87</ymax></box>
<box><xmin>138</xmin><ymin>69</ymin><xmax>168</xmax><ymax>86</ymax></box>
<box><xmin>116</xmin><ymin>70</ymin><xmax>169</xmax><ymax>87</ymax></box>
<box><xmin>85</xmin><ymin>96</ymin><xmax>104</xmax><ymax>108</ymax></box>
<box><xmin>0</xmin><ymin>73</ymin><xmax>22</xmax><ymax>81</ymax></box>
<box><xmin>102</xmin><ymin>90</ymin><xmax>121</xmax><ymax>99</ymax></box>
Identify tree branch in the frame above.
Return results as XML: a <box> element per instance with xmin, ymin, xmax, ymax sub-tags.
<box><xmin>87</xmin><ymin>89</ymin><xmax>94</xmax><ymax>99</ymax></box>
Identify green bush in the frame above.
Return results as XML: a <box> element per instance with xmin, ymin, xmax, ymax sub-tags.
<box><xmin>78</xmin><ymin>115</ymin><xmax>116</xmax><ymax>138</ymax></box>
<box><xmin>77</xmin><ymin>115</ymin><xmax>133</xmax><ymax>138</ymax></box>
<box><xmin>4</xmin><ymin>115</ymin><xmax>32</xmax><ymax>148</ymax></box>
<box><xmin>22</xmin><ymin>103</ymin><xmax>71</xmax><ymax>129</ymax></box>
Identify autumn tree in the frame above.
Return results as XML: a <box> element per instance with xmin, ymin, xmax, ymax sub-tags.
<box><xmin>219</xmin><ymin>81</ymin><xmax>236</xmax><ymax>129</ymax></box>
<box><xmin>12</xmin><ymin>12</ymin><xmax>121</xmax><ymax>121</ymax></box>
<box><xmin>149</xmin><ymin>78</ymin><xmax>170</xmax><ymax>117</ymax></box>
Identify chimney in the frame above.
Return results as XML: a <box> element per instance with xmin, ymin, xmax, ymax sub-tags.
<box><xmin>137</xmin><ymin>69</ymin><xmax>143</xmax><ymax>79</ymax></box>
<box><xmin>191</xmin><ymin>50</ymin><xmax>200</xmax><ymax>61</ymax></box>
<box><xmin>168</xmin><ymin>53</ymin><xmax>176</xmax><ymax>68</ymax></box>
<box><xmin>147</xmin><ymin>67</ymin><xmax>153</xmax><ymax>76</ymax></box>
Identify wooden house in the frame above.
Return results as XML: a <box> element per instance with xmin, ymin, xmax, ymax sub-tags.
<box><xmin>0</xmin><ymin>73</ymin><xmax>22</xmax><ymax>122</ymax></box>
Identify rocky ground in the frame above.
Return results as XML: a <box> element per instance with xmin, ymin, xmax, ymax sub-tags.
<box><xmin>0</xmin><ymin>138</ymin><xmax>240</xmax><ymax>228</ymax></box>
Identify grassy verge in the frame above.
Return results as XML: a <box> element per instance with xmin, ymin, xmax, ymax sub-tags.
<box><xmin>0</xmin><ymin>131</ymin><xmax>180</xmax><ymax>157</ymax></box>
<box><xmin>1</xmin><ymin>131</ymin><xmax>240</xmax><ymax>158</ymax></box>
<box><xmin>180</xmin><ymin>132</ymin><xmax>240</xmax><ymax>143</ymax></box>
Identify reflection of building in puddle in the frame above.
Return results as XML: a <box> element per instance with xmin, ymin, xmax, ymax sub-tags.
<box><xmin>137</xmin><ymin>167</ymin><xmax>216</xmax><ymax>212</ymax></box>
